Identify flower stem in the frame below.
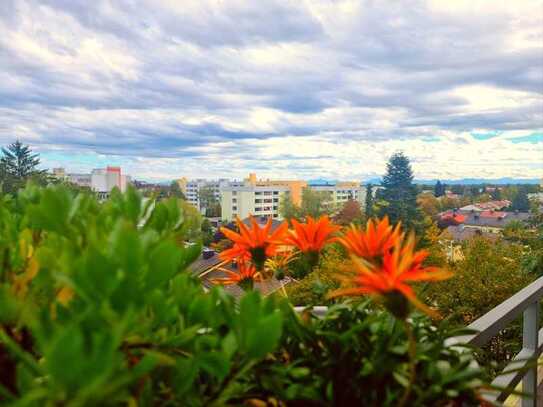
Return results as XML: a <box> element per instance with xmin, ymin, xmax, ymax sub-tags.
<box><xmin>398</xmin><ymin>320</ymin><xmax>416</xmax><ymax>407</ymax></box>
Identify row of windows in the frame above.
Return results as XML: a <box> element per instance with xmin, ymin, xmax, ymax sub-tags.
<box><xmin>255</xmin><ymin>198</ymin><xmax>278</xmax><ymax>203</ymax></box>
<box><xmin>255</xmin><ymin>191</ymin><xmax>280</xmax><ymax>196</ymax></box>
<box><xmin>255</xmin><ymin>206</ymin><xmax>278</xmax><ymax>211</ymax></box>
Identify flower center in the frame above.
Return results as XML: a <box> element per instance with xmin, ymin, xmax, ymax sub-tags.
<box><xmin>238</xmin><ymin>277</ymin><xmax>254</xmax><ymax>291</ymax></box>
<box><xmin>250</xmin><ymin>245</ymin><xmax>268</xmax><ymax>270</ymax></box>
<box><xmin>383</xmin><ymin>290</ymin><xmax>410</xmax><ymax>320</ymax></box>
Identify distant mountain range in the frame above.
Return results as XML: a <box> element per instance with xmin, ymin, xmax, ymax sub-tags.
<box><xmin>413</xmin><ymin>178</ymin><xmax>540</xmax><ymax>186</ymax></box>
<box><xmin>309</xmin><ymin>178</ymin><xmax>541</xmax><ymax>186</ymax></box>
<box><xmin>158</xmin><ymin>177</ymin><xmax>540</xmax><ymax>186</ymax></box>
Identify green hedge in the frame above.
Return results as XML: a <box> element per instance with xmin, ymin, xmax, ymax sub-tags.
<box><xmin>0</xmin><ymin>185</ymin><xmax>486</xmax><ymax>406</ymax></box>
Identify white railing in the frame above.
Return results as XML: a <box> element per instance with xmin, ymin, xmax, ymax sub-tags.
<box><xmin>453</xmin><ymin>276</ymin><xmax>543</xmax><ymax>406</ymax></box>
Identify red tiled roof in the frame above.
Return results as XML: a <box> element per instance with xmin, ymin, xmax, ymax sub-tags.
<box><xmin>440</xmin><ymin>211</ymin><xmax>466</xmax><ymax>224</ymax></box>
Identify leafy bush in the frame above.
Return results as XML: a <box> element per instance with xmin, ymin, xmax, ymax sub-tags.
<box><xmin>285</xmin><ymin>245</ymin><xmax>345</xmax><ymax>306</ymax></box>
<box><xmin>252</xmin><ymin>301</ymin><xmax>485</xmax><ymax>406</ymax></box>
<box><xmin>426</xmin><ymin>237</ymin><xmax>535</xmax><ymax>375</ymax></box>
<box><xmin>0</xmin><ymin>186</ymin><xmax>490</xmax><ymax>405</ymax></box>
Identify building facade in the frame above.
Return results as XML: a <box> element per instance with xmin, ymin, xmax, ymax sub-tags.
<box><xmin>53</xmin><ymin>166</ymin><xmax>131</xmax><ymax>198</ymax></box>
<box><xmin>221</xmin><ymin>184</ymin><xmax>288</xmax><ymax>221</ymax></box>
<box><xmin>220</xmin><ymin>174</ymin><xmax>366</xmax><ymax>221</ymax></box>
<box><xmin>245</xmin><ymin>173</ymin><xmax>307</xmax><ymax>206</ymax></box>
<box><xmin>311</xmin><ymin>181</ymin><xmax>366</xmax><ymax>207</ymax></box>
<box><xmin>176</xmin><ymin>177</ymin><xmax>232</xmax><ymax>212</ymax></box>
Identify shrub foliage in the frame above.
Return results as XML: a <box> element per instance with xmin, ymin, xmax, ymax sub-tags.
<box><xmin>0</xmin><ymin>185</ymin><xmax>489</xmax><ymax>405</ymax></box>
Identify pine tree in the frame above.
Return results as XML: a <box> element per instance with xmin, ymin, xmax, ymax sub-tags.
<box><xmin>1</xmin><ymin>141</ymin><xmax>42</xmax><ymax>178</ymax></box>
<box><xmin>434</xmin><ymin>180</ymin><xmax>444</xmax><ymax>197</ymax></box>
<box><xmin>0</xmin><ymin>140</ymin><xmax>45</xmax><ymax>193</ymax></box>
<box><xmin>379</xmin><ymin>152</ymin><xmax>421</xmax><ymax>230</ymax></box>
<box><xmin>365</xmin><ymin>183</ymin><xmax>374</xmax><ymax>218</ymax></box>
<box><xmin>511</xmin><ymin>189</ymin><xmax>530</xmax><ymax>211</ymax></box>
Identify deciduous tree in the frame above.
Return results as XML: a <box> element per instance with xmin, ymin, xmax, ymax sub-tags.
<box><xmin>334</xmin><ymin>199</ymin><xmax>362</xmax><ymax>225</ymax></box>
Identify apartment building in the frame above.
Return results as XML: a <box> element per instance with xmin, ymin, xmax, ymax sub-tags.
<box><xmin>177</xmin><ymin>177</ymin><xmax>232</xmax><ymax>212</ymax></box>
<box><xmin>220</xmin><ymin>174</ymin><xmax>366</xmax><ymax>221</ymax></box>
<box><xmin>220</xmin><ymin>173</ymin><xmax>309</xmax><ymax>221</ymax></box>
<box><xmin>311</xmin><ymin>181</ymin><xmax>366</xmax><ymax>207</ymax></box>
<box><xmin>246</xmin><ymin>173</ymin><xmax>307</xmax><ymax>206</ymax></box>
<box><xmin>53</xmin><ymin>166</ymin><xmax>131</xmax><ymax>198</ymax></box>
<box><xmin>221</xmin><ymin>184</ymin><xmax>288</xmax><ymax>221</ymax></box>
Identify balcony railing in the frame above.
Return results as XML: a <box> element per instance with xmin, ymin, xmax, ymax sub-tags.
<box><xmin>452</xmin><ymin>275</ymin><xmax>543</xmax><ymax>406</ymax></box>
<box><xmin>295</xmin><ymin>275</ymin><xmax>543</xmax><ymax>406</ymax></box>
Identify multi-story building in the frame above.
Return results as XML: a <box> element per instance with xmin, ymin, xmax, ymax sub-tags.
<box><xmin>221</xmin><ymin>183</ymin><xmax>288</xmax><ymax>221</ymax></box>
<box><xmin>176</xmin><ymin>177</ymin><xmax>232</xmax><ymax>212</ymax></box>
<box><xmin>311</xmin><ymin>181</ymin><xmax>366</xmax><ymax>207</ymax></box>
<box><xmin>220</xmin><ymin>174</ymin><xmax>366</xmax><ymax>221</ymax></box>
<box><xmin>220</xmin><ymin>173</ymin><xmax>308</xmax><ymax>221</ymax></box>
<box><xmin>66</xmin><ymin>173</ymin><xmax>92</xmax><ymax>188</ymax></box>
<box><xmin>245</xmin><ymin>173</ymin><xmax>307</xmax><ymax>206</ymax></box>
<box><xmin>52</xmin><ymin>166</ymin><xmax>131</xmax><ymax>198</ymax></box>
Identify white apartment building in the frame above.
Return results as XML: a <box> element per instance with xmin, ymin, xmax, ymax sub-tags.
<box><xmin>311</xmin><ymin>182</ymin><xmax>366</xmax><ymax>207</ymax></box>
<box><xmin>221</xmin><ymin>184</ymin><xmax>288</xmax><ymax>221</ymax></box>
<box><xmin>53</xmin><ymin>166</ymin><xmax>131</xmax><ymax>199</ymax></box>
<box><xmin>177</xmin><ymin>178</ymin><xmax>233</xmax><ymax>212</ymax></box>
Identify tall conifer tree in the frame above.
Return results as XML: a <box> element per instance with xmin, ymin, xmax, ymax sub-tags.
<box><xmin>379</xmin><ymin>152</ymin><xmax>421</xmax><ymax>231</ymax></box>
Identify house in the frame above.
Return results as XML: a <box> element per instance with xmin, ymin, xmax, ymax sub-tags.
<box><xmin>459</xmin><ymin>200</ymin><xmax>511</xmax><ymax>212</ymax></box>
<box><xmin>461</xmin><ymin>211</ymin><xmax>530</xmax><ymax>233</ymax></box>
<box><xmin>440</xmin><ymin>225</ymin><xmax>500</xmax><ymax>261</ymax></box>
<box><xmin>443</xmin><ymin>225</ymin><xmax>500</xmax><ymax>243</ymax></box>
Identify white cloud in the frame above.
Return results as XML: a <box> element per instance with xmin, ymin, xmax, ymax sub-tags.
<box><xmin>0</xmin><ymin>0</ymin><xmax>541</xmax><ymax>181</ymax></box>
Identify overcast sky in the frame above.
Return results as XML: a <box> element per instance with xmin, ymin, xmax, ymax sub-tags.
<box><xmin>0</xmin><ymin>0</ymin><xmax>542</xmax><ymax>181</ymax></box>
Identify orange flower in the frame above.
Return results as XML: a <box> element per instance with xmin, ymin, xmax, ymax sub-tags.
<box><xmin>329</xmin><ymin>233</ymin><xmax>452</xmax><ymax>318</ymax></box>
<box><xmin>219</xmin><ymin>216</ymin><xmax>288</xmax><ymax>270</ymax></box>
<box><xmin>284</xmin><ymin>216</ymin><xmax>340</xmax><ymax>253</ymax></box>
<box><xmin>338</xmin><ymin>217</ymin><xmax>402</xmax><ymax>258</ymax></box>
<box><xmin>211</xmin><ymin>261</ymin><xmax>261</xmax><ymax>291</ymax></box>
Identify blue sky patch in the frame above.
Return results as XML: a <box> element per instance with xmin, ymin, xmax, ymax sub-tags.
<box><xmin>508</xmin><ymin>133</ymin><xmax>543</xmax><ymax>144</ymax></box>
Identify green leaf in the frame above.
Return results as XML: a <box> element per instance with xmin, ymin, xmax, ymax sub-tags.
<box><xmin>146</xmin><ymin>240</ymin><xmax>183</xmax><ymax>290</ymax></box>
<box><xmin>198</xmin><ymin>352</ymin><xmax>231</xmax><ymax>381</ymax></box>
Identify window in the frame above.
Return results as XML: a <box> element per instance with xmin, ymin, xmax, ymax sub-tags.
<box><xmin>232</xmin><ymin>198</ymin><xmax>237</xmax><ymax>203</ymax></box>
<box><xmin>273</xmin><ymin>198</ymin><xmax>279</xmax><ymax>203</ymax></box>
<box><xmin>255</xmin><ymin>191</ymin><xmax>262</xmax><ymax>195</ymax></box>
<box><xmin>255</xmin><ymin>207</ymin><xmax>262</xmax><ymax>212</ymax></box>
<box><xmin>273</xmin><ymin>206</ymin><xmax>278</xmax><ymax>210</ymax></box>
<box><xmin>232</xmin><ymin>206</ymin><xmax>237</xmax><ymax>211</ymax></box>
<box><xmin>264</xmin><ymin>191</ymin><xmax>272</xmax><ymax>195</ymax></box>
<box><xmin>232</xmin><ymin>191</ymin><xmax>237</xmax><ymax>196</ymax></box>
<box><xmin>273</xmin><ymin>191</ymin><xmax>279</xmax><ymax>195</ymax></box>
<box><xmin>255</xmin><ymin>199</ymin><xmax>262</xmax><ymax>203</ymax></box>
<box><xmin>273</xmin><ymin>214</ymin><xmax>278</xmax><ymax>218</ymax></box>
<box><xmin>264</xmin><ymin>198</ymin><xmax>272</xmax><ymax>203</ymax></box>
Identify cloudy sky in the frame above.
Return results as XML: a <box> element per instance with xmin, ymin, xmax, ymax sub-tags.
<box><xmin>0</xmin><ymin>0</ymin><xmax>542</xmax><ymax>181</ymax></box>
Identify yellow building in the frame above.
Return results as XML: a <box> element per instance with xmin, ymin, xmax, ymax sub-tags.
<box><xmin>246</xmin><ymin>173</ymin><xmax>307</xmax><ymax>206</ymax></box>
<box><xmin>220</xmin><ymin>173</ymin><xmax>307</xmax><ymax>221</ymax></box>
<box><xmin>176</xmin><ymin>177</ymin><xmax>188</xmax><ymax>195</ymax></box>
